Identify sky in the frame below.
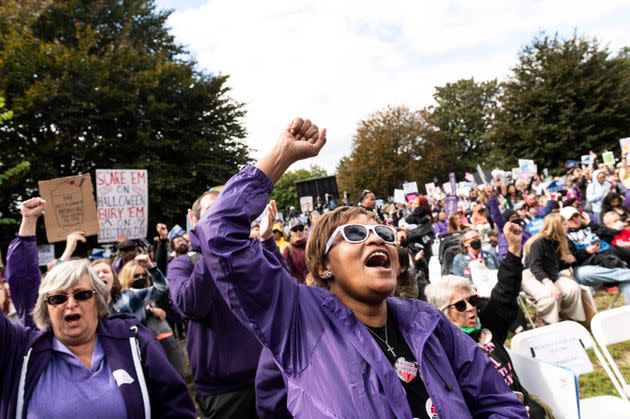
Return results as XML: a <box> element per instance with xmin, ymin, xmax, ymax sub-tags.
<box><xmin>154</xmin><ymin>0</ymin><xmax>630</xmax><ymax>173</ymax></box>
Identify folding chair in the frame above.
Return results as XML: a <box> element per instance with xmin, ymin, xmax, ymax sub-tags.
<box><xmin>591</xmin><ymin>305</ymin><xmax>630</xmax><ymax>399</ymax></box>
<box><xmin>511</xmin><ymin>321</ymin><xmax>630</xmax><ymax>418</ymax></box>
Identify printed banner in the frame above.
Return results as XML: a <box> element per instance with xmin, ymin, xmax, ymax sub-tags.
<box><xmin>96</xmin><ymin>169</ymin><xmax>148</xmax><ymax>243</ymax></box>
<box><xmin>38</xmin><ymin>174</ymin><xmax>100</xmax><ymax>243</ymax></box>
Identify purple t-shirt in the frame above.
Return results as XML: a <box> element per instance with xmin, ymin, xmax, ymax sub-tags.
<box><xmin>28</xmin><ymin>336</ymin><xmax>128</xmax><ymax>418</ymax></box>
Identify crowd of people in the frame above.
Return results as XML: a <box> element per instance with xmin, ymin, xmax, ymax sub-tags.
<box><xmin>1</xmin><ymin>116</ymin><xmax>629</xmax><ymax>418</ymax></box>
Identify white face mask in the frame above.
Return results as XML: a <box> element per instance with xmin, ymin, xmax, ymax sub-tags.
<box><xmin>613</xmin><ymin>221</ymin><xmax>625</xmax><ymax>231</ymax></box>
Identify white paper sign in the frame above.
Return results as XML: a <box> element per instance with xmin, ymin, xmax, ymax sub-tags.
<box><xmin>620</xmin><ymin>138</ymin><xmax>630</xmax><ymax>155</ymax></box>
<box><xmin>442</xmin><ymin>182</ymin><xmax>452</xmax><ymax>195</ymax></box>
<box><xmin>393</xmin><ymin>189</ymin><xmax>406</xmax><ymax>204</ymax></box>
<box><xmin>402</xmin><ymin>181</ymin><xmax>418</xmax><ymax>194</ymax></box>
<box><xmin>518</xmin><ymin>159</ymin><xmax>537</xmax><ymax>175</ymax></box>
<box><xmin>468</xmin><ymin>261</ymin><xmax>498</xmax><ymax>298</ymax></box>
<box><xmin>96</xmin><ymin>169</ymin><xmax>149</xmax><ymax>243</ymax></box>
<box><xmin>299</xmin><ymin>196</ymin><xmax>313</xmax><ymax>213</ymax></box>
<box><xmin>37</xmin><ymin>244</ymin><xmax>55</xmax><ymax>266</ymax></box>
<box><xmin>527</xmin><ymin>335</ymin><xmax>593</xmax><ymax>375</ymax></box>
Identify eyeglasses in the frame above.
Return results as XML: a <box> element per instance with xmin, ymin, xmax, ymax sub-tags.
<box><xmin>442</xmin><ymin>295</ymin><xmax>480</xmax><ymax>312</ymax></box>
<box><xmin>324</xmin><ymin>224</ymin><xmax>396</xmax><ymax>255</ymax></box>
<box><xmin>46</xmin><ymin>289</ymin><xmax>95</xmax><ymax>306</ymax></box>
<box><xmin>291</xmin><ymin>225</ymin><xmax>305</xmax><ymax>233</ymax></box>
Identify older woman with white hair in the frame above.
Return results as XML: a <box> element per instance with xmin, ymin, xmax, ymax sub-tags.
<box><xmin>2</xmin><ymin>197</ymin><xmax>195</xmax><ymax>419</ymax></box>
<box><xmin>425</xmin><ymin>222</ymin><xmax>550</xmax><ymax>418</ymax></box>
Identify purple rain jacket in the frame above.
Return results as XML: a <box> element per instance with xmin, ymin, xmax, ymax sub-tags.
<box><xmin>488</xmin><ymin>196</ymin><xmax>531</xmax><ymax>259</ymax></box>
<box><xmin>195</xmin><ymin>165</ymin><xmax>528</xmax><ymax>419</ymax></box>
<box><xmin>2</xmin><ymin>234</ymin><xmax>195</xmax><ymax>419</ymax></box>
<box><xmin>166</xmin><ymin>228</ymin><xmax>265</xmax><ymax>396</ymax></box>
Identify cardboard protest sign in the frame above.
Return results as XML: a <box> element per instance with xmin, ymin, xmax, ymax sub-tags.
<box><xmin>402</xmin><ymin>181</ymin><xmax>418</xmax><ymax>195</ymax></box>
<box><xmin>620</xmin><ymin>138</ymin><xmax>630</xmax><ymax>155</ymax></box>
<box><xmin>393</xmin><ymin>189</ymin><xmax>406</xmax><ymax>204</ymax></box>
<box><xmin>38</xmin><ymin>174</ymin><xmax>100</xmax><ymax>243</ymax></box>
<box><xmin>96</xmin><ymin>169</ymin><xmax>148</xmax><ymax>243</ymax></box>
<box><xmin>37</xmin><ymin>244</ymin><xmax>55</xmax><ymax>266</ymax></box>
<box><xmin>602</xmin><ymin>151</ymin><xmax>615</xmax><ymax>166</ymax></box>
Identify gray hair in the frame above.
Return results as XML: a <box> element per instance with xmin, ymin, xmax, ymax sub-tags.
<box><xmin>424</xmin><ymin>275</ymin><xmax>474</xmax><ymax>311</ymax></box>
<box><xmin>602</xmin><ymin>211</ymin><xmax>620</xmax><ymax>227</ymax></box>
<box><xmin>32</xmin><ymin>259</ymin><xmax>110</xmax><ymax>329</ymax></box>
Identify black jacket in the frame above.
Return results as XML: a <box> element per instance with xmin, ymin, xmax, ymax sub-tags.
<box><xmin>524</xmin><ymin>237</ymin><xmax>571</xmax><ymax>282</ymax></box>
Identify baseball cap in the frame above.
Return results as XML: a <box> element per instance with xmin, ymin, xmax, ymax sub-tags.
<box><xmin>560</xmin><ymin>206</ymin><xmax>579</xmax><ymax>220</ymax></box>
<box><xmin>288</xmin><ymin>218</ymin><xmax>304</xmax><ymax>231</ymax></box>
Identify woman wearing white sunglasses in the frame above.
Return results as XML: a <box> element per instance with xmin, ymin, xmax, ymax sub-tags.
<box><xmin>196</xmin><ymin>118</ymin><xmax>527</xmax><ymax>418</ymax></box>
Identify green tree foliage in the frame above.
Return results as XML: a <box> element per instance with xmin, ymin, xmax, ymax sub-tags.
<box><xmin>0</xmin><ymin>0</ymin><xmax>249</xmax><ymax>245</ymax></box>
<box><xmin>271</xmin><ymin>165</ymin><xmax>327</xmax><ymax>215</ymax></box>
<box><xmin>492</xmin><ymin>34</ymin><xmax>630</xmax><ymax>170</ymax></box>
<box><xmin>336</xmin><ymin>106</ymin><xmax>442</xmax><ymax>200</ymax></box>
<box><xmin>431</xmin><ymin>78</ymin><xmax>500</xmax><ymax>171</ymax></box>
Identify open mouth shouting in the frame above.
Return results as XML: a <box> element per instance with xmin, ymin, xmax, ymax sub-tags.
<box><xmin>364</xmin><ymin>250</ymin><xmax>392</xmax><ymax>270</ymax></box>
<box><xmin>64</xmin><ymin>313</ymin><xmax>82</xmax><ymax>328</ymax></box>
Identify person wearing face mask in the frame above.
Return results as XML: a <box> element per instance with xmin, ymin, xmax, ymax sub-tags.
<box><xmin>451</xmin><ymin>230</ymin><xmax>501</xmax><ymax>278</ymax></box>
<box><xmin>195</xmin><ymin>118</ymin><xmax>527</xmax><ymax>418</ymax></box>
<box><xmin>602</xmin><ymin>211</ymin><xmax>630</xmax><ymax>248</ymax></box>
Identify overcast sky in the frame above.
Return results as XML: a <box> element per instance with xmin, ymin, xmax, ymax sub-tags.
<box><xmin>154</xmin><ymin>0</ymin><xmax>630</xmax><ymax>173</ymax></box>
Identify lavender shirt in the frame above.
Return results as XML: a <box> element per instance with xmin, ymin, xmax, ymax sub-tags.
<box><xmin>28</xmin><ymin>336</ymin><xmax>128</xmax><ymax>418</ymax></box>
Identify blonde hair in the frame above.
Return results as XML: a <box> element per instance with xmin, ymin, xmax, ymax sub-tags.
<box><xmin>32</xmin><ymin>259</ymin><xmax>110</xmax><ymax>329</ymax></box>
<box><xmin>305</xmin><ymin>206</ymin><xmax>377</xmax><ymax>288</ymax></box>
<box><xmin>524</xmin><ymin>213</ymin><xmax>572</xmax><ymax>263</ymax></box>
<box><xmin>118</xmin><ymin>260</ymin><xmax>148</xmax><ymax>290</ymax></box>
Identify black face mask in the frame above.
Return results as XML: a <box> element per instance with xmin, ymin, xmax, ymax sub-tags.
<box><xmin>470</xmin><ymin>239</ymin><xmax>482</xmax><ymax>250</ymax></box>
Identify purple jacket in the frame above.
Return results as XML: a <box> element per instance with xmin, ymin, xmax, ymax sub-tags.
<box><xmin>166</xmin><ymin>228</ymin><xmax>264</xmax><ymax>396</ymax></box>
<box><xmin>196</xmin><ymin>165</ymin><xmax>528</xmax><ymax>418</ymax></box>
<box><xmin>2</xmin><ymin>235</ymin><xmax>195</xmax><ymax>419</ymax></box>
<box><xmin>488</xmin><ymin>196</ymin><xmax>531</xmax><ymax>259</ymax></box>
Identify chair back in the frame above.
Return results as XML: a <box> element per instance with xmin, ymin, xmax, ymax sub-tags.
<box><xmin>591</xmin><ymin>305</ymin><xmax>630</xmax><ymax>346</ymax></box>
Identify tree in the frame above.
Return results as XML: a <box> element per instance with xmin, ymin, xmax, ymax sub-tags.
<box><xmin>0</xmin><ymin>0</ymin><xmax>249</xmax><ymax>246</ymax></box>
<box><xmin>336</xmin><ymin>106</ymin><xmax>440</xmax><ymax>200</ymax></box>
<box><xmin>431</xmin><ymin>78</ymin><xmax>500</xmax><ymax>171</ymax></box>
<box><xmin>491</xmin><ymin>33</ymin><xmax>630</xmax><ymax>170</ymax></box>
<box><xmin>271</xmin><ymin>165</ymin><xmax>327</xmax><ymax>215</ymax></box>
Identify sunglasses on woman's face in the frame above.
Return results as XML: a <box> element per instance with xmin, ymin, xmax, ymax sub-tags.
<box><xmin>46</xmin><ymin>289</ymin><xmax>95</xmax><ymax>306</ymax></box>
<box><xmin>442</xmin><ymin>295</ymin><xmax>480</xmax><ymax>312</ymax></box>
<box><xmin>291</xmin><ymin>225</ymin><xmax>305</xmax><ymax>233</ymax></box>
<box><xmin>324</xmin><ymin>224</ymin><xmax>396</xmax><ymax>255</ymax></box>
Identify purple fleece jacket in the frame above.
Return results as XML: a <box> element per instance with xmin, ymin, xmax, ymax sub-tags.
<box><xmin>195</xmin><ymin>165</ymin><xmax>528</xmax><ymax>418</ymax></box>
<box><xmin>2</xmin><ymin>234</ymin><xmax>195</xmax><ymax>419</ymax></box>
<box><xmin>167</xmin><ymin>228</ymin><xmax>286</xmax><ymax>396</ymax></box>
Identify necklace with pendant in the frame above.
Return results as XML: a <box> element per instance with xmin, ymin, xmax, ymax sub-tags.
<box><xmin>367</xmin><ymin>323</ymin><xmax>397</xmax><ymax>357</ymax></box>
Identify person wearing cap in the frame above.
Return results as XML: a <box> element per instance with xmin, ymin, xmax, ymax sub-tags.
<box><xmin>561</xmin><ymin>205</ymin><xmax>630</xmax><ymax>306</ymax></box>
<box><xmin>283</xmin><ymin>218</ymin><xmax>308</xmax><ymax>283</ymax></box>
<box><xmin>272</xmin><ymin>221</ymin><xmax>290</xmax><ymax>254</ymax></box>
<box><xmin>113</xmin><ymin>239</ymin><xmax>138</xmax><ymax>273</ymax></box>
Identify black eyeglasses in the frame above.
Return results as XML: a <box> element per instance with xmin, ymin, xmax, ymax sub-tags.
<box><xmin>442</xmin><ymin>295</ymin><xmax>480</xmax><ymax>312</ymax></box>
<box><xmin>324</xmin><ymin>224</ymin><xmax>396</xmax><ymax>254</ymax></box>
<box><xmin>46</xmin><ymin>289</ymin><xmax>95</xmax><ymax>306</ymax></box>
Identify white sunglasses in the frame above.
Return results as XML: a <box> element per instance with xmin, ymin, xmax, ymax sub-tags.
<box><xmin>324</xmin><ymin>224</ymin><xmax>396</xmax><ymax>255</ymax></box>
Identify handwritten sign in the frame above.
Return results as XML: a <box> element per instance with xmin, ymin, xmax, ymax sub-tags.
<box><xmin>620</xmin><ymin>138</ymin><xmax>630</xmax><ymax>155</ymax></box>
<box><xmin>96</xmin><ymin>169</ymin><xmax>148</xmax><ymax>243</ymax></box>
<box><xmin>38</xmin><ymin>174</ymin><xmax>100</xmax><ymax>243</ymax></box>
<box><xmin>602</xmin><ymin>151</ymin><xmax>615</xmax><ymax>166</ymax></box>
<box><xmin>393</xmin><ymin>189</ymin><xmax>406</xmax><ymax>204</ymax></box>
<box><xmin>299</xmin><ymin>196</ymin><xmax>313</xmax><ymax>213</ymax></box>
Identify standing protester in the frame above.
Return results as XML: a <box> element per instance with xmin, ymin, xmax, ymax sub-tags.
<box><xmin>2</xmin><ymin>197</ymin><xmax>195</xmax><ymax>418</ymax></box>
<box><xmin>195</xmin><ymin>118</ymin><xmax>527</xmax><ymax>418</ymax></box>
<box><xmin>167</xmin><ymin>190</ymin><xmax>267</xmax><ymax>418</ymax></box>
<box><xmin>282</xmin><ymin>218</ymin><xmax>308</xmax><ymax>284</ymax></box>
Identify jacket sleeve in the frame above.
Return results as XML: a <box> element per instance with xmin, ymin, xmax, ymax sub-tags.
<box><xmin>138</xmin><ymin>325</ymin><xmax>196</xmax><ymax>418</ymax></box>
<box><xmin>479</xmin><ymin>252</ymin><xmax>523</xmax><ymax>345</ymax></box>
<box><xmin>146</xmin><ymin>266</ymin><xmax>169</xmax><ymax>302</ymax></box>
<box><xmin>591</xmin><ymin>223</ymin><xmax>614</xmax><ymax>244</ymax></box>
<box><xmin>527</xmin><ymin>239</ymin><xmax>550</xmax><ymax>282</ymax></box>
<box><xmin>5</xmin><ymin>235</ymin><xmax>40</xmax><ymax>329</ymax></box>
<box><xmin>487</xmin><ymin>195</ymin><xmax>506</xmax><ymax>233</ymax></box>
<box><xmin>196</xmin><ymin>165</ymin><xmax>319</xmax><ymax>365</ymax></box>
<box><xmin>263</xmin><ymin>237</ymin><xmax>291</xmax><ymax>273</ymax></box>
<box><xmin>568</xmin><ymin>237</ymin><xmax>591</xmax><ymax>265</ymax></box>
<box><xmin>451</xmin><ymin>254</ymin><xmax>466</xmax><ymax>276</ymax></box>
<box><xmin>437</xmin><ymin>315</ymin><xmax>528</xmax><ymax>418</ymax></box>
<box><xmin>166</xmin><ymin>254</ymin><xmax>213</xmax><ymax>319</ymax></box>
<box><xmin>154</xmin><ymin>238</ymin><xmax>169</xmax><ymax>274</ymax></box>
<box><xmin>255</xmin><ymin>347</ymin><xmax>292</xmax><ymax>419</ymax></box>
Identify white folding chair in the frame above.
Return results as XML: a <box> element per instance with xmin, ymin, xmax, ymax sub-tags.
<box><xmin>591</xmin><ymin>305</ymin><xmax>630</xmax><ymax>399</ymax></box>
<box><xmin>511</xmin><ymin>320</ymin><xmax>630</xmax><ymax>418</ymax></box>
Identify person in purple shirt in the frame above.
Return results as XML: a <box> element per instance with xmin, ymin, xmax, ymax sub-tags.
<box><xmin>195</xmin><ymin>117</ymin><xmax>528</xmax><ymax>418</ymax></box>
<box><xmin>1</xmin><ymin>197</ymin><xmax>195</xmax><ymax>419</ymax></box>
